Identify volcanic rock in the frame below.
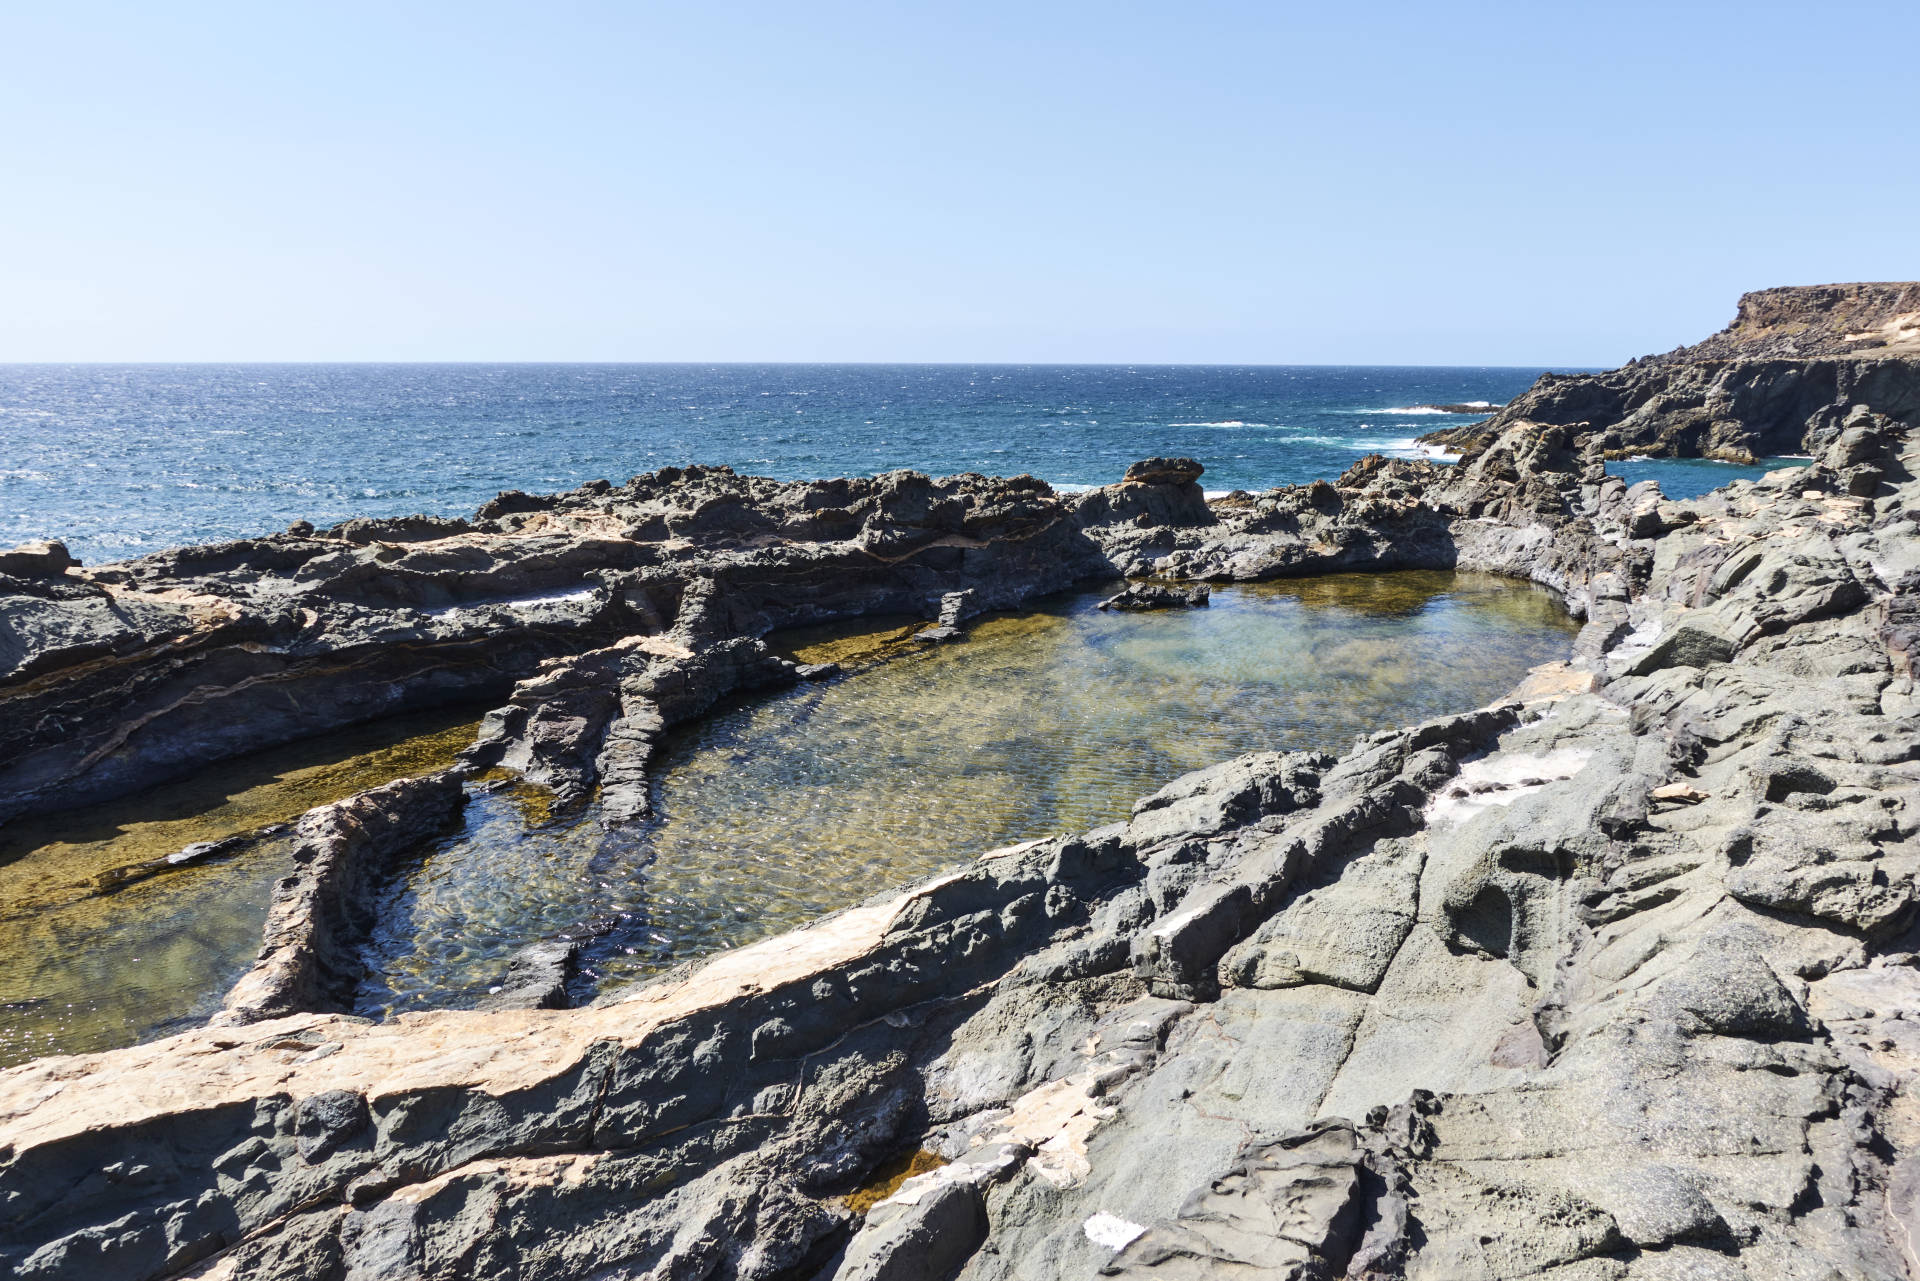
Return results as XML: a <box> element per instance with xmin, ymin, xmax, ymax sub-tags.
<box><xmin>1421</xmin><ymin>283</ymin><xmax>1920</xmax><ymax>461</ymax></box>
<box><xmin>1097</xmin><ymin>582</ymin><xmax>1210</xmax><ymax>611</ymax></box>
<box><xmin>9</xmin><ymin>289</ymin><xmax>1920</xmax><ymax>1279</ymax></box>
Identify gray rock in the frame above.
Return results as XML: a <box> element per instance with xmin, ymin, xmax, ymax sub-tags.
<box><xmin>0</xmin><ymin>540</ymin><xmax>78</xmax><ymax>578</ymax></box>
<box><xmin>211</xmin><ymin>771</ymin><xmax>466</xmax><ymax>1025</ymax></box>
<box><xmin>1098</xmin><ymin>582</ymin><xmax>1211</xmax><ymax>611</ymax></box>
<box><xmin>475</xmin><ymin>939</ymin><xmax>580</xmax><ymax>1011</ymax></box>
<box><xmin>9</xmin><ymin>287</ymin><xmax>1920</xmax><ymax>1281</ymax></box>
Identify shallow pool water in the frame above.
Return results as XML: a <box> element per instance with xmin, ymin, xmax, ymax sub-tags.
<box><xmin>357</xmin><ymin>571</ymin><xmax>1577</xmax><ymax>1015</ymax></box>
<box><xmin>0</xmin><ymin>707</ymin><xmax>482</xmax><ymax>1067</ymax></box>
<box><xmin>1609</xmin><ymin>455</ymin><xmax>1807</xmax><ymax>500</ymax></box>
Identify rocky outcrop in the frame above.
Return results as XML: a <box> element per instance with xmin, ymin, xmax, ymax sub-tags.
<box><xmin>0</xmin><ymin>468</ymin><xmax>1114</xmax><ymax>827</ymax></box>
<box><xmin>212</xmin><ymin>773</ymin><xmax>467</xmax><ymax>1027</ymax></box>
<box><xmin>7</xmin><ymin>391</ymin><xmax>1920</xmax><ymax>1278</ymax></box>
<box><xmin>1423</xmin><ymin>283</ymin><xmax>1920</xmax><ymax>462</ymax></box>
<box><xmin>11</xmin><ymin>286</ymin><xmax>1920</xmax><ymax>1278</ymax></box>
<box><xmin>458</xmin><ymin>633</ymin><xmax>812</xmax><ymax>824</ymax></box>
<box><xmin>1097</xmin><ymin>583</ymin><xmax>1210</xmax><ymax>611</ymax></box>
<box><xmin>1657</xmin><ymin>282</ymin><xmax>1920</xmax><ymax>361</ymax></box>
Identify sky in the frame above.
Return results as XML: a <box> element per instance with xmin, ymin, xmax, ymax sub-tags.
<box><xmin>0</xmin><ymin>2</ymin><xmax>1914</xmax><ymax>365</ymax></box>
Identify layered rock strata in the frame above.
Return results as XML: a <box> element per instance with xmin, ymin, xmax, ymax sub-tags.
<box><xmin>1423</xmin><ymin>282</ymin><xmax>1920</xmax><ymax>461</ymax></box>
<box><xmin>0</xmin><ymin>469</ymin><xmax>1112</xmax><ymax>827</ymax></box>
<box><xmin>212</xmin><ymin>773</ymin><xmax>466</xmax><ymax>1027</ymax></box>
<box><xmin>6</xmin><ymin>391</ymin><xmax>1920</xmax><ymax>1277</ymax></box>
<box><xmin>9</xmin><ymin>287</ymin><xmax>1920</xmax><ymax>1277</ymax></box>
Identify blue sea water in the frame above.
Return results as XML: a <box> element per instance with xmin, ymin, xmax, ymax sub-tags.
<box><xmin>0</xmin><ymin>364</ymin><xmax>1786</xmax><ymax>565</ymax></box>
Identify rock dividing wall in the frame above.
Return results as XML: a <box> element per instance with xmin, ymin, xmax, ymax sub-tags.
<box><xmin>212</xmin><ymin>773</ymin><xmax>467</xmax><ymax>1027</ymax></box>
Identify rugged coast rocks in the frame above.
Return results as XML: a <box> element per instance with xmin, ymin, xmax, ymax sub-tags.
<box><xmin>0</xmin><ymin>468</ymin><xmax>1111</xmax><ymax>827</ymax></box>
<box><xmin>213</xmin><ymin>773</ymin><xmax>466</xmax><ymax>1027</ymax></box>
<box><xmin>1096</xmin><ymin>583</ymin><xmax>1210</xmax><ymax>611</ymax></box>
<box><xmin>1424</xmin><ymin>282</ymin><xmax>1920</xmax><ymax>462</ymax></box>
<box><xmin>8</xmin><ymin>293</ymin><xmax>1920</xmax><ymax>1277</ymax></box>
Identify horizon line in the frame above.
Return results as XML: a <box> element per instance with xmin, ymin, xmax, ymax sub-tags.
<box><xmin>0</xmin><ymin>358</ymin><xmax>1609</xmax><ymax>370</ymax></box>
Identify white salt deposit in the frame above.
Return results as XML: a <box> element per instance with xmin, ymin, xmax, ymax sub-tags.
<box><xmin>1084</xmin><ymin>1212</ymin><xmax>1149</xmax><ymax>1251</ymax></box>
<box><xmin>1424</xmin><ymin>747</ymin><xmax>1594</xmax><ymax>828</ymax></box>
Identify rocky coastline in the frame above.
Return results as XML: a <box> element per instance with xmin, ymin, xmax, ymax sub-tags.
<box><xmin>1422</xmin><ymin>282</ymin><xmax>1920</xmax><ymax>462</ymax></box>
<box><xmin>7</xmin><ymin>294</ymin><xmax>1920</xmax><ymax>1278</ymax></box>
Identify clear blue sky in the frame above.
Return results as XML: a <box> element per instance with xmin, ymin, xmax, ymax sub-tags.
<box><xmin>1</xmin><ymin>2</ymin><xmax>1913</xmax><ymax>364</ymax></box>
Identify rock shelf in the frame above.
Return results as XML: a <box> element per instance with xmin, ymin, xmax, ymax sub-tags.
<box><xmin>7</xmin><ymin>295</ymin><xmax>1920</xmax><ymax>1278</ymax></box>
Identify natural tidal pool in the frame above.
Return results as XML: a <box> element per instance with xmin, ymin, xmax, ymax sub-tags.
<box><xmin>0</xmin><ymin>707</ymin><xmax>481</xmax><ymax>1067</ymax></box>
<box><xmin>1609</xmin><ymin>454</ymin><xmax>1808</xmax><ymax>500</ymax></box>
<box><xmin>357</xmin><ymin>571</ymin><xmax>1578</xmax><ymax>1016</ymax></box>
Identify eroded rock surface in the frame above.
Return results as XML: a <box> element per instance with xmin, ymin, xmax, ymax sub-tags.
<box><xmin>1424</xmin><ymin>282</ymin><xmax>1920</xmax><ymax>462</ymax></box>
<box><xmin>0</xmin><ymin>468</ymin><xmax>1111</xmax><ymax>825</ymax></box>
<box><xmin>213</xmin><ymin>773</ymin><xmax>466</xmax><ymax>1027</ymax></box>
<box><xmin>8</xmin><ymin>293</ymin><xmax>1920</xmax><ymax>1278</ymax></box>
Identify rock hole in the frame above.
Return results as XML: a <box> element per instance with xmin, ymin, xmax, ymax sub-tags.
<box><xmin>1454</xmin><ymin>885</ymin><xmax>1514</xmax><ymax>959</ymax></box>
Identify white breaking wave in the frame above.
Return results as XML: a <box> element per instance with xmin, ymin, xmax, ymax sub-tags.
<box><xmin>1355</xmin><ymin>437</ymin><xmax>1461</xmax><ymax>462</ymax></box>
<box><xmin>1342</xmin><ymin>401</ymin><xmax>1495</xmax><ymax>415</ymax></box>
<box><xmin>1168</xmin><ymin>420</ymin><xmax>1267</xmax><ymax>428</ymax></box>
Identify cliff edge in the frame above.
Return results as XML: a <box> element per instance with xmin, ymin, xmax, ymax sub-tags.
<box><xmin>1424</xmin><ymin>282</ymin><xmax>1920</xmax><ymax>462</ymax></box>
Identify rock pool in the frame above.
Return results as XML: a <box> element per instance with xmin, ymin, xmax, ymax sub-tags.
<box><xmin>0</xmin><ymin>570</ymin><xmax>1575</xmax><ymax>1063</ymax></box>
<box><xmin>357</xmin><ymin>571</ymin><xmax>1577</xmax><ymax>1016</ymax></box>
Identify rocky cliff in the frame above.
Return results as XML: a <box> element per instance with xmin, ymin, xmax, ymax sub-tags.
<box><xmin>6</xmin><ymin>334</ymin><xmax>1920</xmax><ymax>1277</ymax></box>
<box><xmin>1423</xmin><ymin>283</ymin><xmax>1920</xmax><ymax>462</ymax></box>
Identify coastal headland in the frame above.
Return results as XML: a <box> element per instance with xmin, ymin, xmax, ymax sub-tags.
<box><xmin>5</xmin><ymin>285</ymin><xmax>1920</xmax><ymax>1278</ymax></box>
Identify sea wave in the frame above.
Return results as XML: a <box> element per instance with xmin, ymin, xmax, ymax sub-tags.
<box><xmin>1169</xmin><ymin>421</ymin><xmax>1267</xmax><ymax>428</ymax></box>
<box><xmin>1340</xmin><ymin>402</ymin><xmax>1496</xmax><ymax>415</ymax></box>
<box><xmin>1355</xmin><ymin>437</ymin><xmax>1461</xmax><ymax>461</ymax></box>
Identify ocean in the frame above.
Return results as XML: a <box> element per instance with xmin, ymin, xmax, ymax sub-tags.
<box><xmin>0</xmin><ymin>363</ymin><xmax>1788</xmax><ymax>565</ymax></box>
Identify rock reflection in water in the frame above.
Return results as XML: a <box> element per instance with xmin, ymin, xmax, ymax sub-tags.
<box><xmin>0</xmin><ymin>707</ymin><xmax>481</xmax><ymax>1067</ymax></box>
<box><xmin>359</xmin><ymin>572</ymin><xmax>1575</xmax><ymax>1015</ymax></box>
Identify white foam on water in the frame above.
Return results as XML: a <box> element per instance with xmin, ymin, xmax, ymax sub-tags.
<box><xmin>427</xmin><ymin>586</ymin><xmax>600</xmax><ymax>619</ymax></box>
<box><xmin>1342</xmin><ymin>401</ymin><xmax>1497</xmax><ymax>415</ymax></box>
<box><xmin>1353</xmin><ymin>438</ymin><xmax>1461</xmax><ymax>462</ymax></box>
<box><xmin>1169</xmin><ymin>420</ymin><xmax>1266</xmax><ymax>428</ymax></box>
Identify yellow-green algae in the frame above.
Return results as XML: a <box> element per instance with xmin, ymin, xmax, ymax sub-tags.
<box><xmin>0</xmin><ymin>706</ymin><xmax>481</xmax><ymax>1067</ymax></box>
<box><xmin>359</xmin><ymin>572</ymin><xmax>1576</xmax><ymax>1015</ymax></box>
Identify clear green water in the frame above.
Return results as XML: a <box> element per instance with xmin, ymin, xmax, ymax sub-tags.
<box><xmin>0</xmin><ymin>573</ymin><xmax>1575</xmax><ymax>1064</ymax></box>
<box><xmin>357</xmin><ymin>572</ymin><xmax>1577</xmax><ymax>1015</ymax></box>
<box><xmin>0</xmin><ymin>707</ymin><xmax>481</xmax><ymax>1067</ymax></box>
